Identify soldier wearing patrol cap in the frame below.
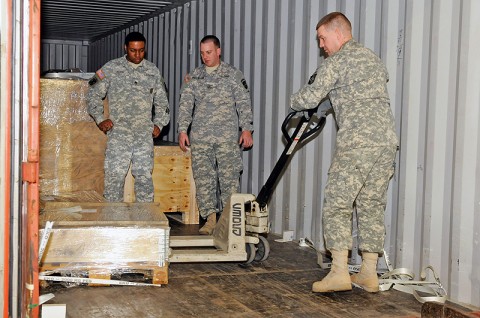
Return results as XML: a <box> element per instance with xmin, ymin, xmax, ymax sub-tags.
<box><xmin>291</xmin><ymin>12</ymin><xmax>399</xmax><ymax>293</ymax></box>
<box><xmin>178</xmin><ymin>35</ymin><xmax>254</xmax><ymax>235</ymax></box>
<box><xmin>87</xmin><ymin>31</ymin><xmax>170</xmax><ymax>202</ymax></box>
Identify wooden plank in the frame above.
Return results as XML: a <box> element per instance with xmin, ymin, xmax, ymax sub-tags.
<box><xmin>152</xmin><ymin>265</ymin><xmax>169</xmax><ymax>285</ymax></box>
<box><xmin>88</xmin><ymin>269</ymin><xmax>111</xmax><ymax>287</ymax></box>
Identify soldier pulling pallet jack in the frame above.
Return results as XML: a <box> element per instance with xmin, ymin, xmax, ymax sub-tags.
<box><xmin>169</xmin><ymin>106</ymin><xmax>328</xmax><ymax>264</ymax></box>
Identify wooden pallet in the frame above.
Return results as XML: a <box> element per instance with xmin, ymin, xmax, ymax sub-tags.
<box><xmin>41</xmin><ymin>262</ymin><xmax>168</xmax><ymax>286</ymax></box>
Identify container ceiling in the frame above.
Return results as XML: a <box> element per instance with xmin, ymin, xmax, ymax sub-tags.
<box><xmin>41</xmin><ymin>0</ymin><xmax>187</xmax><ymax>41</ymax></box>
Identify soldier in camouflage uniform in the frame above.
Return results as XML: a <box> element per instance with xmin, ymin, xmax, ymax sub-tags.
<box><xmin>178</xmin><ymin>35</ymin><xmax>253</xmax><ymax>235</ymax></box>
<box><xmin>87</xmin><ymin>32</ymin><xmax>170</xmax><ymax>202</ymax></box>
<box><xmin>291</xmin><ymin>13</ymin><xmax>399</xmax><ymax>293</ymax></box>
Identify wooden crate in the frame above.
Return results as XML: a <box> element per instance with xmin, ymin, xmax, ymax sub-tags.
<box><xmin>124</xmin><ymin>146</ymin><xmax>199</xmax><ymax>224</ymax></box>
<box><xmin>39</xmin><ymin>202</ymin><xmax>170</xmax><ymax>285</ymax></box>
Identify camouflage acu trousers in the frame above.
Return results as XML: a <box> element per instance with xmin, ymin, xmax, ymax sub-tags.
<box><xmin>104</xmin><ymin>128</ymin><xmax>154</xmax><ymax>202</ymax></box>
<box><xmin>323</xmin><ymin>146</ymin><xmax>396</xmax><ymax>253</ymax></box>
<box><xmin>191</xmin><ymin>142</ymin><xmax>243</xmax><ymax>219</ymax></box>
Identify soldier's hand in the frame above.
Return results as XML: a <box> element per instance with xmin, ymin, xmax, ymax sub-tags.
<box><xmin>98</xmin><ymin>119</ymin><xmax>113</xmax><ymax>133</ymax></box>
<box><xmin>178</xmin><ymin>132</ymin><xmax>190</xmax><ymax>152</ymax></box>
<box><xmin>184</xmin><ymin>73</ymin><xmax>191</xmax><ymax>84</ymax></box>
<box><xmin>239</xmin><ymin>130</ymin><xmax>253</xmax><ymax>149</ymax></box>
<box><xmin>152</xmin><ymin>125</ymin><xmax>161</xmax><ymax>138</ymax></box>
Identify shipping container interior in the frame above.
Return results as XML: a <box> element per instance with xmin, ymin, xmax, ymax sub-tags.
<box><xmin>1</xmin><ymin>0</ymin><xmax>479</xmax><ymax>317</ymax></box>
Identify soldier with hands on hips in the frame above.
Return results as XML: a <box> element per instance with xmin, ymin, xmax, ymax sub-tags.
<box><xmin>178</xmin><ymin>35</ymin><xmax>253</xmax><ymax>235</ymax></box>
<box><xmin>291</xmin><ymin>12</ymin><xmax>398</xmax><ymax>293</ymax></box>
<box><xmin>87</xmin><ymin>31</ymin><xmax>170</xmax><ymax>202</ymax></box>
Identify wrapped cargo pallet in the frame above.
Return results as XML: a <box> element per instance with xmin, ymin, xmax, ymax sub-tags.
<box><xmin>39</xmin><ymin>202</ymin><xmax>170</xmax><ymax>285</ymax></box>
<box><xmin>39</xmin><ymin>78</ymin><xmax>107</xmax><ymax>199</ymax></box>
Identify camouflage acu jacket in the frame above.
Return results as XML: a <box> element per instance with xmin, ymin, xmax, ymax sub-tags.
<box><xmin>291</xmin><ymin>39</ymin><xmax>398</xmax><ymax>151</ymax></box>
<box><xmin>177</xmin><ymin>61</ymin><xmax>253</xmax><ymax>143</ymax></box>
<box><xmin>87</xmin><ymin>55</ymin><xmax>170</xmax><ymax>133</ymax></box>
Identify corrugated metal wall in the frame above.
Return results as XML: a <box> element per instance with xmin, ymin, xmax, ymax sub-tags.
<box><xmin>85</xmin><ymin>0</ymin><xmax>480</xmax><ymax>306</ymax></box>
<box><xmin>41</xmin><ymin>39</ymin><xmax>88</xmax><ymax>72</ymax></box>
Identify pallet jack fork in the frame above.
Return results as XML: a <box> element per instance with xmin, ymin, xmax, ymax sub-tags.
<box><xmin>169</xmin><ymin>108</ymin><xmax>327</xmax><ymax>264</ymax></box>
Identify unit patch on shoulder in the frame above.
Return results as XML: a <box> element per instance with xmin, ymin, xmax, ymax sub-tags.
<box><xmin>241</xmin><ymin>79</ymin><xmax>249</xmax><ymax>90</ymax></box>
<box><xmin>308</xmin><ymin>71</ymin><xmax>317</xmax><ymax>85</ymax></box>
<box><xmin>88</xmin><ymin>76</ymin><xmax>97</xmax><ymax>86</ymax></box>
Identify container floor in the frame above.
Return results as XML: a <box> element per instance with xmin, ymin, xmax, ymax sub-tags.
<box><xmin>42</xmin><ymin>218</ymin><xmax>428</xmax><ymax>318</ymax></box>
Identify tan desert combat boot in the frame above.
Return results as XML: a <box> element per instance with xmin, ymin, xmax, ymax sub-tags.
<box><xmin>350</xmin><ymin>252</ymin><xmax>379</xmax><ymax>292</ymax></box>
<box><xmin>312</xmin><ymin>250</ymin><xmax>352</xmax><ymax>292</ymax></box>
<box><xmin>199</xmin><ymin>213</ymin><xmax>216</xmax><ymax>235</ymax></box>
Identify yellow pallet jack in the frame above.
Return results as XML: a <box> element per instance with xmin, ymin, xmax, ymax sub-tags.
<box><xmin>169</xmin><ymin>108</ymin><xmax>327</xmax><ymax>264</ymax></box>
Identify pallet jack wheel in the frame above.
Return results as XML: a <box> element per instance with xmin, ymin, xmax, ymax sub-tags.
<box><xmin>245</xmin><ymin>243</ymin><xmax>256</xmax><ymax>264</ymax></box>
<box><xmin>254</xmin><ymin>236</ymin><xmax>270</xmax><ymax>262</ymax></box>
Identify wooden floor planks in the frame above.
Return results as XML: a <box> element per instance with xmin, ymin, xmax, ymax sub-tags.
<box><xmin>42</xmin><ymin>221</ymin><xmax>424</xmax><ymax>318</ymax></box>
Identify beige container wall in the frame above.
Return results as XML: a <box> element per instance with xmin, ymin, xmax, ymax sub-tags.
<box><xmin>85</xmin><ymin>0</ymin><xmax>480</xmax><ymax>307</ymax></box>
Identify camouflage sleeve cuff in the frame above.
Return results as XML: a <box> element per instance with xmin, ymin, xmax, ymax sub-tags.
<box><xmin>93</xmin><ymin>114</ymin><xmax>105</xmax><ymax>125</ymax></box>
<box><xmin>241</xmin><ymin>123</ymin><xmax>254</xmax><ymax>132</ymax></box>
<box><xmin>290</xmin><ymin>93</ymin><xmax>305</xmax><ymax>111</ymax></box>
<box><xmin>153</xmin><ymin>118</ymin><xmax>167</xmax><ymax>130</ymax></box>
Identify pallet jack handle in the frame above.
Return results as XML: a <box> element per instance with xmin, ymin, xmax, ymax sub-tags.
<box><xmin>256</xmin><ymin>107</ymin><xmax>327</xmax><ymax>208</ymax></box>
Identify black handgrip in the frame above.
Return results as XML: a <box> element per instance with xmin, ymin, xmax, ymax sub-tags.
<box><xmin>281</xmin><ymin>111</ymin><xmax>299</xmax><ymax>143</ymax></box>
<box><xmin>281</xmin><ymin>108</ymin><xmax>324</xmax><ymax>144</ymax></box>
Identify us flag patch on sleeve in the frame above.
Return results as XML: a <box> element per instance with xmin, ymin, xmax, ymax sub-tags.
<box><xmin>96</xmin><ymin>69</ymin><xmax>106</xmax><ymax>80</ymax></box>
